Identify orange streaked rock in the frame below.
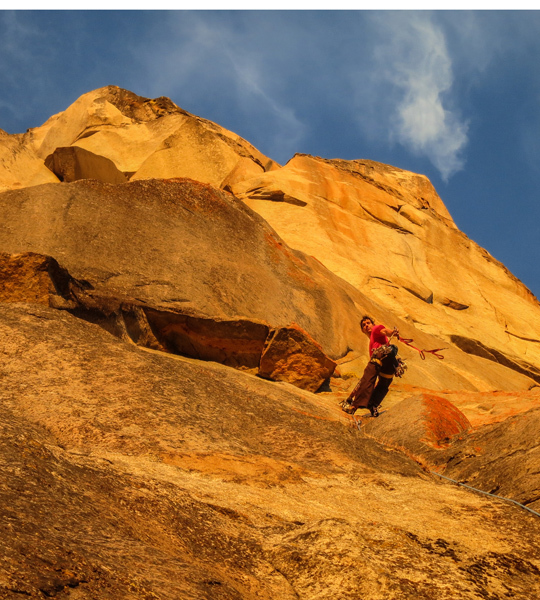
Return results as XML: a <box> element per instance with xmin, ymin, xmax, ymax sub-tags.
<box><xmin>259</xmin><ymin>323</ymin><xmax>337</xmax><ymax>391</ymax></box>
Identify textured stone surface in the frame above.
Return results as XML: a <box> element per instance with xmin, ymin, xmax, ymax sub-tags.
<box><xmin>2</xmin><ymin>86</ymin><xmax>540</xmax><ymax>392</ymax></box>
<box><xmin>0</xmin><ymin>178</ymin><xmax>537</xmax><ymax>393</ymax></box>
<box><xmin>230</xmin><ymin>153</ymin><xmax>540</xmax><ymax>387</ymax></box>
<box><xmin>360</xmin><ymin>392</ymin><xmax>472</xmax><ymax>455</ymax></box>
<box><xmin>423</xmin><ymin>407</ymin><xmax>540</xmax><ymax>511</ymax></box>
<box><xmin>358</xmin><ymin>384</ymin><xmax>540</xmax><ymax>513</ymax></box>
<box><xmin>2</xmin><ymin>85</ymin><xmax>540</xmax><ymax>600</ymax></box>
<box><xmin>259</xmin><ymin>324</ymin><xmax>337</xmax><ymax>391</ymax></box>
<box><xmin>44</xmin><ymin>145</ymin><xmax>127</xmax><ymax>183</ymax></box>
<box><xmin>130</xmin><ymin>116</ymin><xmax>266</xmax><ymax>187</ymax></box>
<box><xmin>0</xmin><ymin>129</ymin><xmax>59</xmax><ymax>192</ymax></box>
<box><xmin>0</xmin><ymin>250</ymin><xmax>338</xmax><ymax>389</ymax></box>
<box><xmin>0</xmin><ymin>178</ymin><xmax>364</xmax><ymax>360</ymax></box>
<box><xmin>435</xmin><ymin>387</ymin><xmax>540</xmax><ymax>427</ymax></box>
<box><xmin>1</xmin><ymin>303</ymin><xmax>540</xmax><ymax>599</ymax></box>
<box><xmin>0</xmin><ymin>251</ymin><xmax>77</xmax><ymax>307</ymax></box>
<box><xmin>0</xmin><ymin>86</ymin><xmax>275</xmax><ymax>192</ymax></box>
<box><xmin>159</xmin><ymin>314</ymin><xmax>270</xmax><ymax>371</ymax></box>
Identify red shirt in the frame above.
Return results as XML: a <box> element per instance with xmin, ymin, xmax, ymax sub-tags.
<box><xmin>369</xmin><ymin>324</ymin><xmax>388</xmax><ymax>356</ymax></box>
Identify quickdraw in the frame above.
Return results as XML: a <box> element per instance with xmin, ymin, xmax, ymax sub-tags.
<box><xmin>397</xmin><ymin>336</ymin><xmax>447</xmax><ymax>360</ymax></box>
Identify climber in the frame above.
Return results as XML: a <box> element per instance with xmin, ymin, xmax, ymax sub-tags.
<box><xmin>341</xmin><ymin>315</ymin><xmax>400</xmax><ymax>417</ymax></box>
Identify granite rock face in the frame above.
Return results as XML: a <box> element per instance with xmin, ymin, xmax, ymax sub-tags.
<box><xmin>2</xmin><ymin>86</ymin><xmax>540</xmax><ymax>599</ymax></box>
<box><xmin>424</xmin><ymin>406</ymin><xmax>540</xmax><ymax>510</ymax></box>
<box><xmin>0</xmin><ymin>247</ymin><xmax>338</xmax><ymax>391</ymax></box>
<box><xmin>363</xmin><ymin>386</ymin><xmax>540</xmax><ymax>514</ymax></box>
<box><xmin>0</xmin><ymin>178</ymin><xmax>360</xmax><ymax>358</ymax></box>
<box><xmin>0</xmin><ymin>251</ymin><xmax>82</xmax><ymax>308</ymax></box>
<box><xmin>361</xmin><ymin>392</ymin><xmax>473</xmax><ymax>455</ymax></box>
<box><xmin>0</xmin><ymin>177</ymin><xmax>536</xmax><ymax>393</ymax></box>
<box><xmin>230</xmin><ymin>154</ymin><xmax>540</xmax><ymax>388</ymax></box>
<box><xmin>1</xmin><ymin>303</ymin><xmax>539</xmax><ymax>600</ymax></box>
<box><xmin>0</xmin><ymin>85</ymin><xmax>276</xmax><ymax>193</ymax></box>
<box><xmin>0</xmin><ymin>86</ymin><xmax>540</xmax><ymax>390</ymax></box>
<box><xmin>2</xmin><ymin>86</ymin><xmax>539</xmax><ymax>393</ymax></box>
<box><xmin>258</xmin><ymin>324</ymin><xmax>337</xmax><ymax>392</ymax></box>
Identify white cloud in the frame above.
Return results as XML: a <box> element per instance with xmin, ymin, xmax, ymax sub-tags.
<box><xmin>356</xmin><ymin>12</ymin><xmax>468</xmax><ymax>181</ymax></box>
<box><xmin>135</xmin><ymin>13</ymin><xmax>306</xmax><ymax>162</ymax></box>
<box><xmin>130</xmin><ymin>12</ymin><xmax>472</xmax><ymax>174</ymax></box>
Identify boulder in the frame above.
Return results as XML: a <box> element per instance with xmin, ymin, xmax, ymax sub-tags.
<box><xmin>44</xmin><ymin>146</ymin><xmax>127</xmax><ymax>184</ymax></box>
<box><xmin>258</xmin><ymin>323</ymin><xmax>337</xmax><ymax>391</ymax></box>
<box><xmin>0</xmin><ymin>251</ymin><xmax>325</xmax><ymax>388</ymax></box>
<box><xmin>0</xmin><ymin>251</ymin><xmax>83</xmax><ymax>309</ymax></box>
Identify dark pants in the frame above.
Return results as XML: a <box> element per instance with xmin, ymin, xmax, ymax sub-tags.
<box><xmin>347</xmin><ymin>355</ymin><xmax>395</xmax><ymax>409</ymax></box>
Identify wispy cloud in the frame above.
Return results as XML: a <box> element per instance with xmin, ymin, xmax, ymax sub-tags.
<box><xmin>215</xmin><ymin>26</ymin><xmax>307</xmax><ymax>160</ymax></box>
<box><xmin>134</xmin><ymin>12</ymin><xmax>306</xmax><ymax>163</ymax></box>
<box><xmin>354</xmin><ymin>12</ymin><xmax>468</xmax><ymax>181</ymax></box>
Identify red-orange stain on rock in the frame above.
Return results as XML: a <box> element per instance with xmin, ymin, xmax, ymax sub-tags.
<box><xmin>421</xmin><ymin>393</ymin><xmax>471</xmax><ymax>448</ymax></box>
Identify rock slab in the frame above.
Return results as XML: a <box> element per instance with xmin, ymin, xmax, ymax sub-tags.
<box><xmin>1</xmin><ymin>303</ymin><xmax>539</xmax><ymax>599</ymax></box>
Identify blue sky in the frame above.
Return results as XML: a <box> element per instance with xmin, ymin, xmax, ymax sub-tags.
<box><xmin>1</xmin><ymin>10</ymin><xmax>540</xmax><ymax>299</ymax></box>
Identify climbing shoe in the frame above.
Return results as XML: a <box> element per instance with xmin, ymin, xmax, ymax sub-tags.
<box><xmin>369</xmin><ymin>406</ymin><xmax>379</xmax><ymax>418</ymax></box>
<box><xmin>340</xmin><ymin>401</ymin><xmax>356</xmax><ymax>414</ymax></box>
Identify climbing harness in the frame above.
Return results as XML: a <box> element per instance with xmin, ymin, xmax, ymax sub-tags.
<box><xmin>430</xmin><ymin>471</ymin><xmax>540</xmax><ymax>519</ymax></box>
<box><xmin>370</xmin><ymin>334</ymin><xmax>408</xmax><ymax>379</ymax></box>
<box><xmin>370</xmin><ymin>343</ymin><xmax>398</xmax><ymax>362</ymax></box>
<box><xmin>340</xmin><ymin>327</ymin><xmax>444</xmax><ymax>415</ymax></box>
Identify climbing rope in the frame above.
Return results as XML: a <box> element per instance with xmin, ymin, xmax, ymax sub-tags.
<box><xmin>430</xmin><ymin>471</ymin><xmax>540</xmax><ymax>519</ymax></box>
<box><xmin>397</xmin><ymin>335</ymin><xmax>447</xmax><ymax>360</ymax></box>
<box><xmin>353</xmin><ymin>421</ymin><xmax>540</xmax><ymax>519</ymax></box>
